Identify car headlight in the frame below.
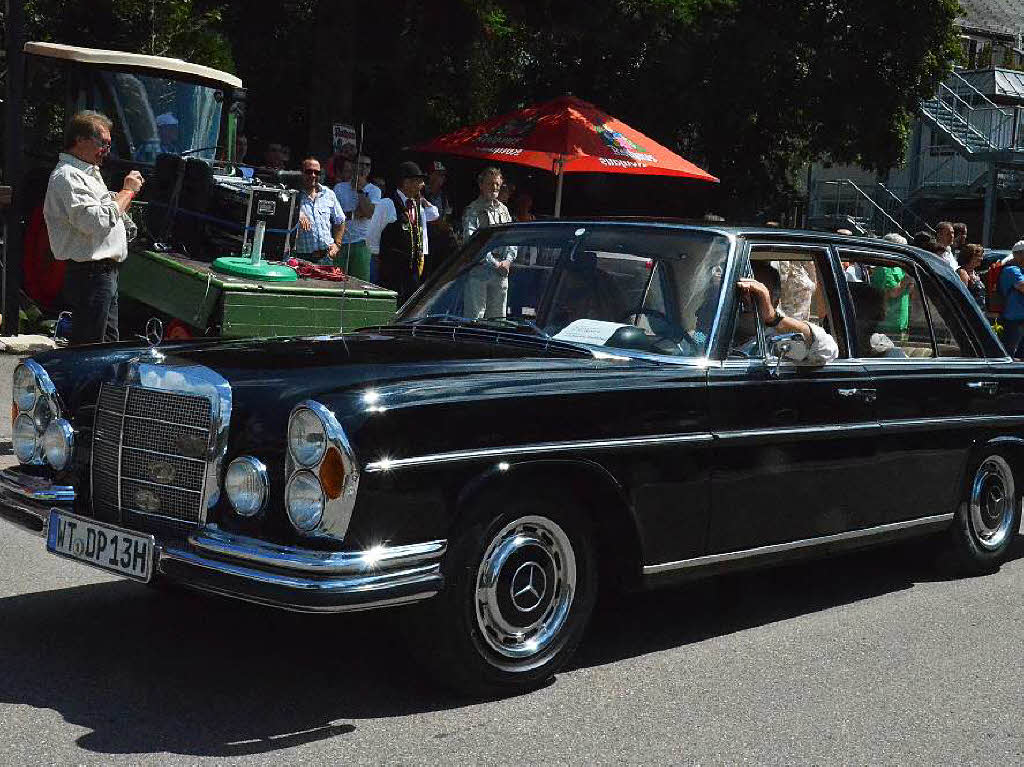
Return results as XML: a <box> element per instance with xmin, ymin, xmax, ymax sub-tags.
<box><xmin>288</xmin><ymin>407</ymin><xmax>327</xmax><ymax>467</ymax></box>
<box><xmin>225</xmin><ymin>456</ymin><xmax>268</xmax><ymax>517</ymax></box>
<box><xmin>285</xmin><ymin>470</ymin><xmax>324</xmax><ymax>532</ymax></box>
<box><xmin>13</xmin><ymin>364</ymin><xmax>38</xmax><ymax>412</ymax></box>
<box><xmin>33</xmin><ymin>394</ymin><xmax>58</xmax><ymax>433</ymax></box>
<box><xmin>13</xmin><ymin>413</ymin><xmax>40</xmax><ymax>463</ymax></box>
<box><xmin>41</xmin><ymin>419</ymin><xmax>74</xmax><ymax>471</ymax></box>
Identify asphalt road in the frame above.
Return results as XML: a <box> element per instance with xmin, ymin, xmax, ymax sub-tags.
<box><xmin>0</xmin><ymin>352</ymin><xmax>1022</xmax><ymax>764</ymax></box>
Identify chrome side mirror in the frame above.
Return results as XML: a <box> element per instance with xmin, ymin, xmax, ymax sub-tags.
<box><xmin>767</xmin><ymin>332</ymin><xmax>808</xmax><ymax>376</ymax></box>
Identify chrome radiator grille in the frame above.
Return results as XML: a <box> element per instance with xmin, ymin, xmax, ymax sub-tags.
<box><xmin>92</xmin><ymin>383</ymin><xmax>213</xmax><ymax>528</ymax></box>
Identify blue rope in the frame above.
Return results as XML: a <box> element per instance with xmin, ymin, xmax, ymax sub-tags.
<box><xmin>141</xmin><ymin>199</ymin><xmax>300</xmax><ymax>235</ymax></box>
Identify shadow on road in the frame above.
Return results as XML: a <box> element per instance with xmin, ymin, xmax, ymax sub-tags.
<box><xmin>0</xmin><ymin>535</ymin><xmax>1020</xmax><ymax>757</ymax></box>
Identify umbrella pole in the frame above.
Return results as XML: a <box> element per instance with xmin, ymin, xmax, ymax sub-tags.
<box><xmin>553</xmin><ymin>157</ymin><xmax>566</xmax><ymax>218</ymax></box>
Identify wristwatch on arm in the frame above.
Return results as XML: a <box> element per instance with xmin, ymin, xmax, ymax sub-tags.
<box><xmin>764</xmin><ymin>307</ymin><xmax>785</xmax><ymax>327</ymax></box>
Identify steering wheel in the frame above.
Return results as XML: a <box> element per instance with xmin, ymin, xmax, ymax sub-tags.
<box><xmin>619</xmin><ymin>308</ymin><xmax>701</xmax><ymax>354</ymax></box>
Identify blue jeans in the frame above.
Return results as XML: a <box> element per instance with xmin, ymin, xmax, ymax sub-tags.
<box><xmin>1001</xmin><ymin>317</ymin><xmax>1024</xmax><ymax>357</ymax></box>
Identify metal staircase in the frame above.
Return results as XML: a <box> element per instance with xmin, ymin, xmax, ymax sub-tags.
<box><xmin>808</xmin><ymin>179</ymin><xmax>932</xmax><ymax>237</ymax></box>
<box><xmin>919</xmin><ymin>70</ymin><xmax>1023</xmax><ymax>161</ymax></box>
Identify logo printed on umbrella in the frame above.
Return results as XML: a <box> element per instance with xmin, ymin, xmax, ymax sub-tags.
<box><xmin>594</xmin><ymin>123</ymin><xmax>655</xmax><ymax>163</ymax></box>
<box><xmin>475</xmin><ymin>116</ymin><xmax>539</xmax><ymax>147</ymax></box>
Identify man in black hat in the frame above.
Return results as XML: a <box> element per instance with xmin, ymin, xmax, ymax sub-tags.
<box><xmin>366</xmin><ymin>161</ymin><xmax>439</xmax><ymax>302</ymax></box>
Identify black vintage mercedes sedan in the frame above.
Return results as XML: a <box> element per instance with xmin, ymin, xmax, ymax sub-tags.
<box><xmin>2</xmin><ymin>222</ymin><xmax>1021</xmax><ymax>696</ymax></box>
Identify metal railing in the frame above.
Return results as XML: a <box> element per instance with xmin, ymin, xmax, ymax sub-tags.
<box><xmin>809</xmin><ymin>180</ymin><xmax>913</xmax><ymax>236</ymax></box>
<box><xmin>924</xmin><ymin>70</ymin><xmax>1020</xmax><ymax>153</ymax></box>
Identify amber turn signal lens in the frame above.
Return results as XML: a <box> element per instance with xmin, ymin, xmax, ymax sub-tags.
<box><xmin>319</xmin><ymin>447</ymin><xmax>345</xmax><ymax>500</ymax></box>
<box><xmin>11</xmin><ymin>401</ymin><xmax>17</xmax><ymax>427</ymax></box>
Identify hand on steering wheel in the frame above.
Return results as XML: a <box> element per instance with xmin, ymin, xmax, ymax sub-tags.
<box><xmin>620</xmin><ymin>308</ymin><xmax>700</xmax><ymax>353</ymax></box>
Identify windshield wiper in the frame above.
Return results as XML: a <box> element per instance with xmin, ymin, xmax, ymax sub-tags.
<box><xmin>397</xmin><ymin>313</ymin><xmax>458</xmax><ymax>326</ymax></box>
<box><xmin>397</xmin><ymin>314</ymin><xmax>548</xmax><ymax>337</ymax></box>
<box><xmin>463</xmin><ymin>317</ymin><xmax>549</xmax><ymax>337</ymax></box>
<box><xmin>179</xmin><ymin>145</ymin><xmax>222</xmax><ymax>156</ymax></box>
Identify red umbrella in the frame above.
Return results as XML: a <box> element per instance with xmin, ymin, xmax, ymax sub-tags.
<box><xmin>412</xmin><ymin>95</ymin><xmax>717</xmax><ymax>215</ymax></box>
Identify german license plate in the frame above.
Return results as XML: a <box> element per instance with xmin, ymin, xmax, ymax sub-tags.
<box><xmin>46</xmin><ymin>510</ymin><xmax>155</xmax><ymax>582</ymax></box>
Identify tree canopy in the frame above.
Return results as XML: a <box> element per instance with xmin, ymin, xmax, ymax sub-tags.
<box><xmin>5</xmin><ymin>0</ymin><xmax>963</xmax><ymax>217</ymax></box>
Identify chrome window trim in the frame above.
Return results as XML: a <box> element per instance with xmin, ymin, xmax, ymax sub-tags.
<box><xmin>854</xmin><ymin>357</ymin><xmax>994</xmax><ymax>366</ymax></box>
<box><xmin>286</xmin><ymin>400</ymin><xmax>361</xmax><ymax>544</ymax></box>
<box><xmin>364</xmin><ymin>433</ymin><xmax>716</xmax><ymax>473</ymax></box>
<box><xmin>642</xmin><ymin>512</ymin><xmax>955</xmax><ymax>575</ymax></box>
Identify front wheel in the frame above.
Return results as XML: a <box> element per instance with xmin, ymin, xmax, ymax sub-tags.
<box><xmin>415</xmin><ymin>498</ymin><xmax>597</xmax><ymax>697</ymax></box>
<box><xmin>947</xmin><ymin>453</ymin><xmax>1021</xmax><ymax>575</ymax></box>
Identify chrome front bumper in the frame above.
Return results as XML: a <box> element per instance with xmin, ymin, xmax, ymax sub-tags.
<box><xmin>0</xmin><ymin>468</ymin><xmax>445</xmax><ymax>613</ymax></box>
<box><xmin>0</xmin><ymin>467</ymin><xmax>74</xmax><ymax>535</ymax></box>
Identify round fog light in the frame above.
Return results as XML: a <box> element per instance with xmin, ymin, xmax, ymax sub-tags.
<box><xmin>13</xmin><ymin>413</ymin><xmax>40</xmax><ymax>463</ymax></box>
<box><xmin>285</xmin><ymin>470</ymin><xmax>324</xmax><ymax>532</ymax></box>
<box><xmin>42</xmin><ymin>419</ymin><xmax>74</xmax><ymax>470</ymax></box>
<box><xmin>225</xmin><ymin>456</ymin><xmax>269</xmax><ymax>517</ymax></box>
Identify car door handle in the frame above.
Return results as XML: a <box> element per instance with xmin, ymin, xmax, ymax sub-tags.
<box><xmin>966</xmin><ymin>380</ymin><xmax>999</xmax><ymax>395</ymax></box>
<box><xmin>836</xmin><ymin>387</ymin><xmax>877</xmax><ymax>404</ymax></box>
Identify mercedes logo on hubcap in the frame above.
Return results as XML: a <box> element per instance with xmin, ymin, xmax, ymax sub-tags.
<box><xmin>510</xmin><ymin>561</ymin><xmax>548</xmax><ymax>613</ymax></box>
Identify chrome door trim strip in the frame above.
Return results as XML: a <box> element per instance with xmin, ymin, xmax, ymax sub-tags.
<box><xmin>364</xmin><ymin>432</ymin><xmax>715</xmax><ymax>473</ymax></box>
<box><xmin>642</xmin><ymin>513</ymin><xmax>955</xmax><ymax>575</ymax></box>
<box><xmin>716</xmin><ymin>422</ymin><xmax>878</xmax><ymax>441</ymax></box>
<box><xmin>881</xmin><ymin>415</ymin><xmax>1024</xmax><ymax>431</ymax></box>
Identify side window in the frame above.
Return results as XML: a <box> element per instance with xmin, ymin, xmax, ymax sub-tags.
<box><xmin>840</xmin><ymin>253</ymin><xmax>976</xmax><ymax>359</ymax></box>
<box><xmin>728</xmin><ymin>248</ymin><xmax>841</xmax><ymax>359</ymax></box>
<box><xmin>919</xmin><ymin>276</ymin><xmax>978</xmax><ymax>358</ymax></box>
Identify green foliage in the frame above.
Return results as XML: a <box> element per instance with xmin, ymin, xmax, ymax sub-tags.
<box><xmin>468</xmin><ymin>0</ymin><xmax>962</xmax><ymax>215</ymax></box>
<box><xmin>8</xmin><ymin>0</ymin><xmax>963</xmax><ymax>217</ymax></box>
<box><xmin>21</xmin><ymin>0</ymin><xmax>234</xmax><ymax>72</ymax></box>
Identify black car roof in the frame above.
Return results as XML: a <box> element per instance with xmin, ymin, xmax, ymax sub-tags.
<box><xmin>506</xmin><ymin>219</ymin><xmax>943</xmax><ymax>266</ymax></box>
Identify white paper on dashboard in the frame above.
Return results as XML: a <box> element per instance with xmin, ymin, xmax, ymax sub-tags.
<box><xmin>553</xmin><ymin>319</ymin><xmax>631</xmax><ymax>346</ymax></box>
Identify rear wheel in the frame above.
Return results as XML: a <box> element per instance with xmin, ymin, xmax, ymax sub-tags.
<box><xmin>415</xmin><ymin>497</ymin><xmax>597</xmax><ymax>697</ymax></box>
<box><xmin>947</xmin><ymin>453</ymin><xmax>1021</xmax><ymax>575</ymax></box>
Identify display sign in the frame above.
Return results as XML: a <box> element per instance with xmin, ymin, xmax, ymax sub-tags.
<box><xmin>332</xmin><ymin>123</ymin><xmax>358</xmax><ymax>155</ymax></box>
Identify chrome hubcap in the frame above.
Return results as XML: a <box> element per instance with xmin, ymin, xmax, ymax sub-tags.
<box><xmin>969</xmin><ymin>456</ymin><xmax>1016</xmax><ymax>551</ymax></box>
<box><xmin>475</xmin><ymin>515</ymin><xmax>576</xmax><ymax>660</ymax></box>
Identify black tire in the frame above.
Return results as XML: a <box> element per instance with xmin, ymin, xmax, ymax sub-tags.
<box><xmin>947</xmin><ymin>452</ymin><xmax>1021</xmax><ymax>576</ymax></box>
<box><xmin>413</xmin><ymin>494</ymin><xmax>598</xmax><ymax>698</ymax></box>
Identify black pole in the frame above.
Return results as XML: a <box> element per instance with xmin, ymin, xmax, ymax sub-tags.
<box><xmin>3</xmin><ymin>0</ymin><xmax>25</xmax><ymax>335</ymax></box>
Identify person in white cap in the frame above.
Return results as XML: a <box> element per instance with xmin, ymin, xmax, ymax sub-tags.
<box><xmin>155</xmin><ymin>112</ymin><xmax>180</xmax><ymax>154</ymax></box>
<box><xmin>997</xmin><ymin>240</ymin><xmax>1024</xmax><ymax>357</ymax></box>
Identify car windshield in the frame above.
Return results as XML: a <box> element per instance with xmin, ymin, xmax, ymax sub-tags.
<box><xmin>400</xmin><ymin>224</ymin><xmax>732</xmax><ymax>358</ymax></box>
<box><xmin>77</xmin><ymin>69</ymin><xmax>224</xmax><ymax>163</ymax></box>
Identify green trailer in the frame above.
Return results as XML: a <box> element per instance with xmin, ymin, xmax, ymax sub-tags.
<box><xmin>11</xmin><ymin>42</ymin><xmax>397</xmax><ymax>339</ymax></box>
<box><xmin>120</xmin><ymin>250</ymin><xmax>397</xmax><ymax>338</ymax></box>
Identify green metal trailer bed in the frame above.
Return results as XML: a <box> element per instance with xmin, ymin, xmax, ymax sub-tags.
<box><xmin>120</xmin><ymin>249</ymin><xmax>398</xmax><ymax>338</ymax></box>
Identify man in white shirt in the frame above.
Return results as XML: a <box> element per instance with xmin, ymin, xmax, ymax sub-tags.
<box><xmin>43</xmin><ymin>110</ymin><xmax>144</xmax><ymax>345</ymax></box>
<box><xmin>365</xmin><ymin>161</ymin><xmax>439</xmax><ymax>302</ymax></box>
<box><xmin>461</xmin><ymin>166</ymin><xmax>516</xmax><ymax>319</ymax></box>
<box><xmin>936</xmin><ymin>221</ymin><xmax>959</xmax><ymax>271</ymax></box>
<box><xmin>332</xmin><ymin>154</ymin><xmax>380</xmax><ymax>281</ymax></box>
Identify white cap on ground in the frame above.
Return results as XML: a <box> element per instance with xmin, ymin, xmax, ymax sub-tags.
<box><xmin>156</xmin><ymin>112</ymin><xmax>179</xmax><ymax>127</ymax></box>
